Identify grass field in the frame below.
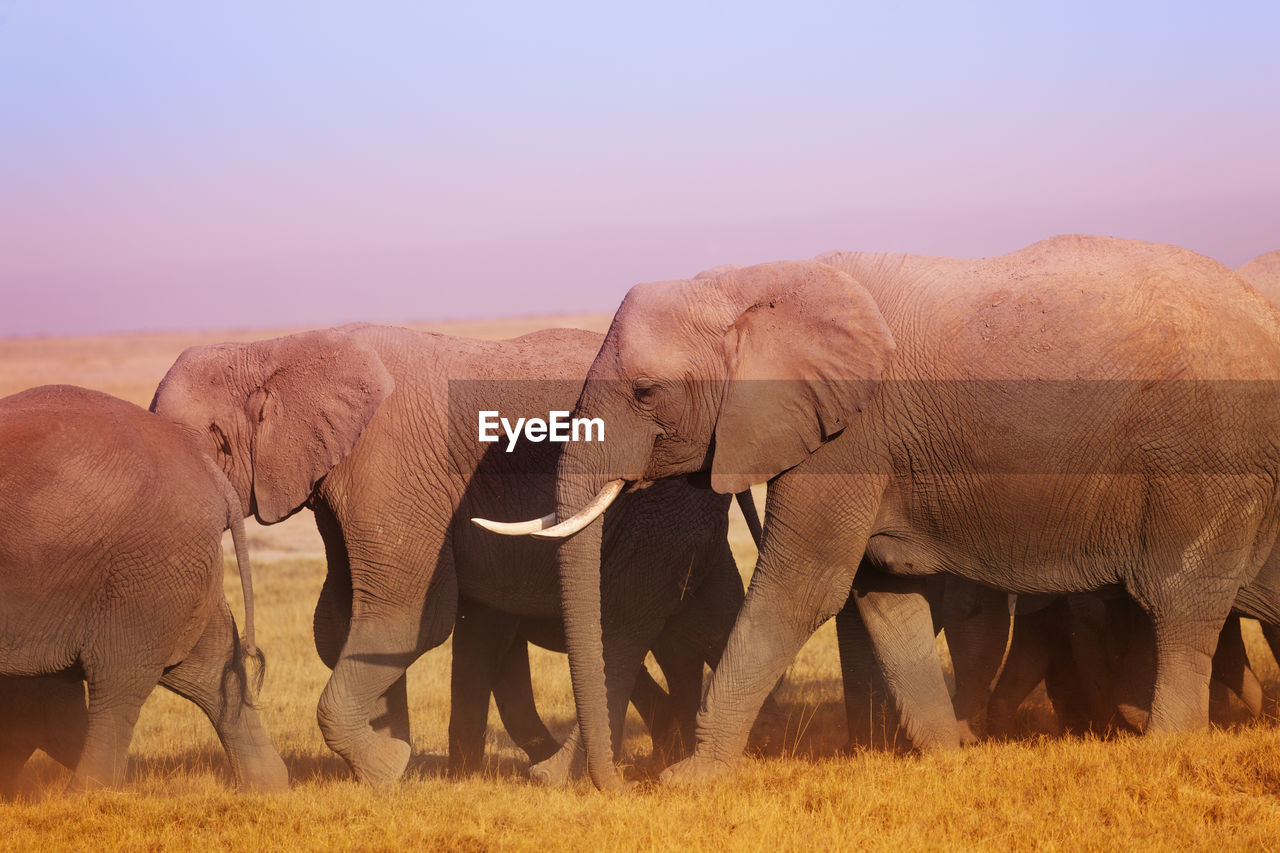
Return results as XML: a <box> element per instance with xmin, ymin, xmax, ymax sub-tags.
<box><xmin>5</xmin><ymin>319</ymin><xmax>1280</xmax><ymax>850</ymax></box>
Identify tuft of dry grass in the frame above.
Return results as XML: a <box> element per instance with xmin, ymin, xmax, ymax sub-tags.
<box><xmin>6</xmin><ymin>324</ymin><xmax>1280</xmax><ymax>850</ymax></box>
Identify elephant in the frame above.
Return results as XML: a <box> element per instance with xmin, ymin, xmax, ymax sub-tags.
<box><xmin>150</xmin><ymin>324</ymin><xmax>765</xmax><ymax>785</ymax></box>
<box><xmin>479</xmin><ymin>235</ymin><xmax>1280</xmax><ymax>788</ymax></box>
<box><xmin>0</xmin><ymin>385</ymin><xmax>286</xmax><ymax>792</ymax></box>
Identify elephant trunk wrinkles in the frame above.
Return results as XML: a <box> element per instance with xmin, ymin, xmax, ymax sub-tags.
<box><xmin>556</xmin><ymin>474</ymin><xmax>622</xmax><ymax>791</ymax></box>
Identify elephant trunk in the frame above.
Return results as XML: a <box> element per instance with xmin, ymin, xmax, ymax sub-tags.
<box><xmin>556</xmin><ymin>473</ymin><xmax>624</xmax><ymax>791</ymax></box>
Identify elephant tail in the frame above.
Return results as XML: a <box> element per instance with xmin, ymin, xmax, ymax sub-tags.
<box><xmin>734</xmin><ymin>489</ymin><xmax>763</xmax><ymax>550</ymax></box>
<box><xmin>225</xmin><ymin>480</ymin><xmax>266</xmax><ymax>702</ymax></box>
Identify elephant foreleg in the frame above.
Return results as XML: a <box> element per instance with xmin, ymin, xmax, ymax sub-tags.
<box><xmin>662</xmin><ymin>475</ymin><xmax>883</xmax><ymax>784</ymax></box>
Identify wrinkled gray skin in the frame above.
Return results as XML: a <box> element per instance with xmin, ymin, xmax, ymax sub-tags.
<box><xmin>533</xmin><ymin>236</ymin><xmax>1280</xmax><ymax>788</ymax></box>
<box><xmin>0</xmin><ymin>385</ymin><xmax>285</xmax><ymax>792</ymax></box>
<box><xmin>151</xmin><ymin>325</ymin><xmax>761</xmax><ymax>785</ymax></box>
<box><xmin>839</xmin><ymin>575</ymin><xmax>1010</xmax><ymax>748</ymax></box>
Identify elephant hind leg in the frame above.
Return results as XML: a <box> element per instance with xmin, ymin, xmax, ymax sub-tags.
<box><xmin>159</xmin><ymin>599</ymin><xmax>287</xmax><ymax>792</ymax></box>
<box><xmin>1126</xmin><ymin>555</ymin><xmax>1242</xmax><ymax>734</ymax></box>
<box><xmin>74</xmin><ymin>664</ymin><xmax>163</xmax><ymax>790</ymax></box>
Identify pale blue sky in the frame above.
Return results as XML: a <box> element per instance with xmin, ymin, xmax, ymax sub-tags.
<box><xmin>2</xmin><ymin>2</ymin><xmax>1277</xmax><ymax>336</ymax></box>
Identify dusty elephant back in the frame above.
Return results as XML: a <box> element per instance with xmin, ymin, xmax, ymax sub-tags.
<box><xmin>819</xmin><ymin>235</ymin><xmax>1280</xmax><ymax>381</ymax></box>
<box><xmin>0</xmin><ymin>385</ymin><xmax>227</xmax><ymax>674</ymax></box>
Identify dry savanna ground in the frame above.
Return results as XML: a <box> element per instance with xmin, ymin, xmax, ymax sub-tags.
<box><xmin>5</xmin><ymin>319</ymin><xmax>1280</xmax><ymax>850</ymax></box>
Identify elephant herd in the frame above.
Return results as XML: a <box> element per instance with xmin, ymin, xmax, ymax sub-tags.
<box><xmin>2</xmin><ymin>235</ymin><xmax>1280</xmax><ymax>795</ymax></box>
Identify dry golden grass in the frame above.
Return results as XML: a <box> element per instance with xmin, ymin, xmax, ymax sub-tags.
<box><xmin>5</xmin><ymin>321</ymin><xmax>1280</xmax><ymax>850</ymax></box>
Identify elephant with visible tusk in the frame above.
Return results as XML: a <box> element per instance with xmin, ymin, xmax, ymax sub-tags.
<box><xmin>151</xmin><ymin>324</ymin><xmax>767</xmax><ymax>785</ymax></box>
<box><xmin>479</xmin><ymin>235</ymin><xmax>1280</xmax><ymax>789</ymax></box>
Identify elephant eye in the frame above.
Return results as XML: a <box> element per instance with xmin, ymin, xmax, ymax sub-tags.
<box><xmin>633</xmin><ymin>382</ymin><xmax>659</xmax><ymax>405</ymax></box>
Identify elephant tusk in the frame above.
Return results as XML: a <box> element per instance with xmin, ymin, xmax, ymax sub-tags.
<box><xmin>471</xmin><ymin>512</ymin><xmax>557</xmax><ymax>535</ymax></box>
<box><xmin>531</xmin><ymin>479</ymin><xmax>626</xmax><ymax>540</ymax></box>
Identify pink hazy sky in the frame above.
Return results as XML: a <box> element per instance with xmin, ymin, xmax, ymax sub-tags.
<box><xmin>2</xmin><ymin>3</ymin><xmax>1277</xmax><ymax>337</ymax></box>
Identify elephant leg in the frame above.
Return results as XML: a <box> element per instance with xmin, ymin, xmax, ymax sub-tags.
<box><xmin>836</xmin><ymin>596</ymin><xmax>898</xmax><ymax>750</ymax></box>
<box><xmin>850</xmin><ymin>570</ymin><xmax>960</xmax><ymax>752</ymax></box>
<box><xmin>448</xmin><ymin>599</ymin><xmax>523</xmax><ymax>775</ymax></box>
<box><xmin>313</xmin><ymin>500</ymin><xmax>353</xmax><ymax>670</ymax></box>
<box><xmin>662</xmin><ymin>476</ymin><xmax>883</xmax><ymax>784</ymax></box>
<box><xmin>0</xmin><ymin>679</ymin><xmax>39</xmax><ymax>799</ymax></box>
<box><xmin>1210</xmin><ymin>614</ymin><xmax>1263</xmax><ymax>721</ymax></box>
<box><xmin>530</xmin><ymin>624</ymin><xmax>653</xmax><ymax>787</ymax></box>
<box><xmin>1127</xmin><ymin>560</ymin><xmax>1239</xmax><ymax>734</ymax></box>
<box><xmin>987</xmin><ymin>606</ymin><xmax>1053</xmax><ymax>737</ymax></box>
<box><xmin>528</xmin><ymin>724</ymin><xmax>585</xmax><ymax>786</ymax></box>
<box><xmin>1262</xmin><ymin>621</ymin><xmax>1280</xmax><ymax>669</ymax></box>
<box><xmin>1042</xmin><ymin>626</ymin><xmax>1096</xmax><ymax>736</ymax></box>
<box><xmin>317</xmin><ymin>606</ymin><xmax>442</xmax><ymax>785</ymax></box>
<box><xmin>530</xmin><ymin>664</ymin><xmax>678</xmax><ymax>787</ymax></box>
<box><xmin>0</xmin><ymin>673</ymin><xmax>86</xmax><ymax>798</ymax></box>
<box><xmin>313</xmin><ymin>506</ymin><xmax>411</xmax><ymax>748</ymax></box>
<box><xmin>74</xmin><ymin>663</ymin><xmax>163</xmax><ymax>790</ymax></box>
<box><xmin>159</xmin><ymin>599</ymin><xmax>288</xmax><ymax>792</ymax></box>
<box><xmin>39</xmin><ymin>675</ymin><xmax>88</xmax><ymax>772</ymax></box>
<box><xmin>1062</xmin><ymin>594</ymin><xmax>1124</xmax><ymax>732</ymax></box>
<box><xmin>492</xmin><ymin>639</ymin><xmax>559</xmax><ymax>765</ymax></box>
<box><xmin>0</xmin><ymin>742</ymin><xmax>35</xmax><ymax>800</ymax></box>
<box><xmin>315</xmin><ymin>503</ymin><xmax>457</xmax><ymax>784</ymax></box>
<box><xmin>647</xmin><ymin>642</ymin><xmax>700</xmax><ymax>761</ymax></box>
<box><xmin>1110</xmin><ymin>598</ymin><xmax>1155</xmax><ymax>730</ymax></box>
<box><xmin>943</xmin><ymin>584</ymin><xmax>1012</xmax><ymax>744</ymax></box>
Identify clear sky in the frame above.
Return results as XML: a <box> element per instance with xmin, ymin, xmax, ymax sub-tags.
<box><xmin>2</xmin><ymin>2</ymin><xmax>1277</xmax><ymax>337</ymax></box>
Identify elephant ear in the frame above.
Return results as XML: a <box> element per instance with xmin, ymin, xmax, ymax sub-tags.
<box><xmin>710</xmin><ymin>262</ymin><xmax>895</xmax><ymax>494</ymax></box>
<box><xmin>248</xmin><ymin>330</ymin><xmax>395</xmax><ymax>523</ymax></box>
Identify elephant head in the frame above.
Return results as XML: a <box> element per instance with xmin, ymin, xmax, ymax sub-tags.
<box><xmin>475</xmin><ymin>260</ymin><xmax>895</xmax><ymax>788</ymax></box>
<box><xmin>150</xmin><ymin>326</ymin><xmax>395</xmax><ymax>524</ymax></box>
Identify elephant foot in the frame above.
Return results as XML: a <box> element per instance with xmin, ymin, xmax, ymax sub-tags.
<box><xmin>658</xmin><ymin>751</ymin><xmax>734</xmax><ymax>786</ymax></box>
<box><xmin>956</xmin><ymin>718</ymin><xmax>982</xmax><ymax>746</ymax></box>
<box><xmin>349</xmin><ymin>736</ymin><xmax>411</xmax><ymax>786</ymax></box>
<box><xmin>1116</xmin><ymin>701</ymin><xmax>1150</xmax><ymax>732</ymax></box>
<box><xmin>528</xmin><ymin>742</ymin><xmax>583</xmax><ymax>787</ymax></box>
<box><xmin>236</xmin><ymin>753</ymin><xmax>290</xmax><ymax>793</ymax></box>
